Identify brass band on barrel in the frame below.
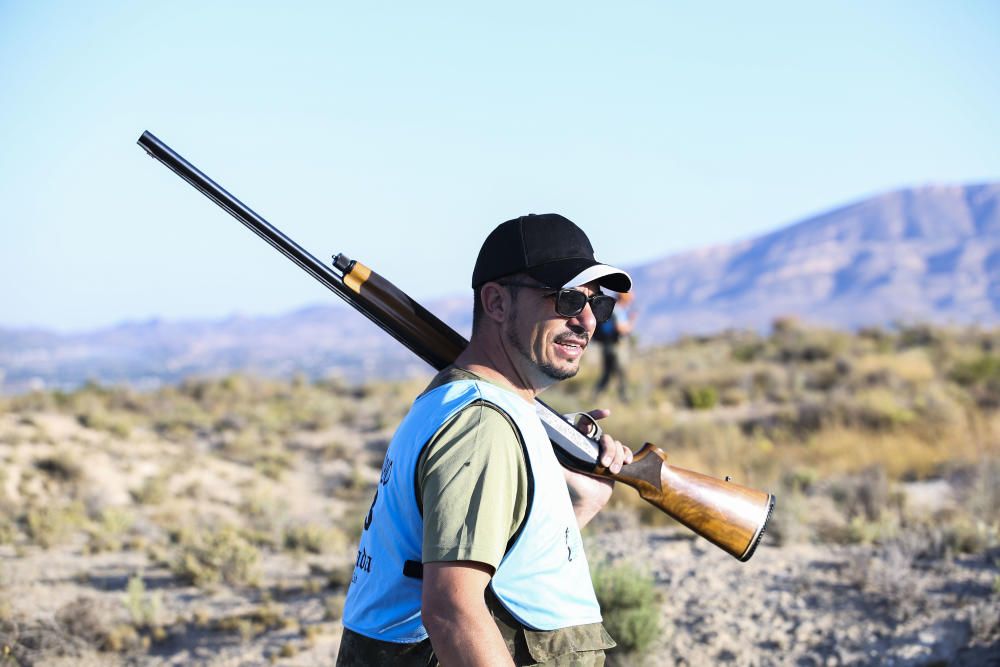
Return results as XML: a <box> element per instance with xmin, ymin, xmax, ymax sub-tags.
<box><xmin>344</xmin><ymin>261</ymin><xmax>373</xmax><ymax>294</ymax></box>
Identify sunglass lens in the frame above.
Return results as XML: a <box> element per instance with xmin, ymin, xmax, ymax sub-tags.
<box><xmin>555</xmin><ymin>290</ymin><xmax>588</xmax><ymax>317</ymax></box>
<box><xmin>591</xmin><ymin>296</ymin><xmax>616</xmax><ymax>323</ymax></box>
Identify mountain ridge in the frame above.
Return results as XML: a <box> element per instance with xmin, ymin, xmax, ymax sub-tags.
<box><xmin>3</xmin><ymin>182</ymin><xmax>999</xmax><ymax>392</ymax></box>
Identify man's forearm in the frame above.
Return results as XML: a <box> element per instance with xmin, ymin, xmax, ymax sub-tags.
<box><xmin>422</xmin><ymin>561</ymin><xmax>514</xmax><ymax>666</ymax></box>
<box><xmin>423</xmin><ymin>604</ymin><xmax>513</xmax><ymax>667</ymax></box>
<box><xmin>571</xmin><ymin>497</ymin><xmax>604</xmax><ymax>528</ymax></box>
<box><xmin>564</xmin><ymin>468</ymin><xmax>615</xmax><ymax>529</ymax></box>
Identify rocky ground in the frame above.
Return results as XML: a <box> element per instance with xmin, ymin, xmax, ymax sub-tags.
<box><xmin>1</xmin><ymin>404</ymin><xmax>998</xmax><ymax>666</ymax></box>
<box><xmin>589</xmin><ymin>529</ymin><xmax>1000</xmax><ymax>666</ymax></box>
<box><xmin>2</xmin><ymin>528</ymin><xmax>998</xmax><ymax>666</ymax></box>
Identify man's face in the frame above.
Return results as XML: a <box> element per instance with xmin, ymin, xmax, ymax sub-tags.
<box><xmin>503</xmin><ymin>281</ymin><xmax>600</xmax><ymax>386</ymax></box>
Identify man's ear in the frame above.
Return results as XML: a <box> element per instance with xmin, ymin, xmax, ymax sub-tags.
<box><xmin>479</xmin><ymin>282</ymin><xmax>512</xmax><ymax>324</ymax></box>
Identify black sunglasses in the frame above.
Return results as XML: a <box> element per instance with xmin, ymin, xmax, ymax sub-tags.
<box><xmin>499</xmin><ymin>282</ymin><xmax>617</xmax><ymax>323</ymax></box>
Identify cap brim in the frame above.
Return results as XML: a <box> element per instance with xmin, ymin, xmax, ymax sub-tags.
<box><xmin>564</xmin><ymin>263</ymin><xmax>632</xmax><ymax>292</ymax></box>
<box><xmin>528</xmin><ymin>258</ymin><xmax>632</xmax><ymax>292</ymax></box>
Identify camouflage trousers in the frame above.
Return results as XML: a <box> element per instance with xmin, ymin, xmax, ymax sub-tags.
<box><xmin>337</xmin><ymin>598</ymin><xmax>614</xmax><ymax>666</ymax></box>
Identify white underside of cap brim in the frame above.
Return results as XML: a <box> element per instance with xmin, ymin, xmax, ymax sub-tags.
<box><xmin>563</xmin><ymin>264</ymin><xmax>632</xmax><ymax>290</ymax></box>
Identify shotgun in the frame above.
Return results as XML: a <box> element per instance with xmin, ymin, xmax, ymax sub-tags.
<box><xmin>137</xmin><ymin>130</ymin><xmax>774</xmax><ymax>561</ymax></box>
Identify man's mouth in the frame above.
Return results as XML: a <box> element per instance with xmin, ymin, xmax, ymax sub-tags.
<box><xmin>553</xmin><ymin>335</ymin><xmax>588</xmax><ymax>358</ymax></box>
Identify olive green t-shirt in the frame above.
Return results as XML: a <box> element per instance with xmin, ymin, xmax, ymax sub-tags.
<box><xmin>417</xmin><ymin>366</ymin><xmax>529</xmax><ymax>569</ymax></box>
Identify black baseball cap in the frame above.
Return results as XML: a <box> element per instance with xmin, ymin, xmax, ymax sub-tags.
<box><xmin>471</xmin><ymin>214</ymin><xmax>632</xmax><ymax>292</ymax></box>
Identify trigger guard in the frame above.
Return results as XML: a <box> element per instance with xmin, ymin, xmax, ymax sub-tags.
<box><xmin>564</xmin><ymin>411</ymin><xmax>603</xmax><ymax>442</ymax></box>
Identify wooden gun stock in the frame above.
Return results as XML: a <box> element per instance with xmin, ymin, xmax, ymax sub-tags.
<box><xmin>600</xmin><ymin>444</ymin><xmax>774</xmax><ymax>561</ymax></box>
<box><xmin>138</xmin><ymin>130</ymin><xmax>775</xmax><ymax>561</ymax></box>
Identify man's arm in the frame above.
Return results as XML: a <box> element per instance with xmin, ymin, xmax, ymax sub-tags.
<box><xmin>418</xmin><ymin>400</ymin><xmax>528</xmax><ymax>664</ymax></box>
<box><xmin>422</xmin><ymin>562</ymin><xmax>514</xmax><ymax>667</ymax></box>
<box><xmin>564</xmin><ymin>408</ymin><xmax>632</xmax><ymax>527</ymax></box>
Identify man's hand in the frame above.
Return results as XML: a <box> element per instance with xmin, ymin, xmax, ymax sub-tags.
<box><xmin>563</xmin><ymin>408</ymin><xmax>633</xmax><ymax>527</ymax></box>
<box><xmin>422</xmin><ymin>561</ymin><xmax>514</xmax><ymax>666</ymax></box>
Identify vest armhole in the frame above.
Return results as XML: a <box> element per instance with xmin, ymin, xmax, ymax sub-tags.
<box><xmin>411</xmin><ymin>399</ymin><xmax>534</xmax><ymax>558</ymax></box>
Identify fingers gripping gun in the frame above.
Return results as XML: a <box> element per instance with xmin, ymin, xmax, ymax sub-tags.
<box><xmin>137</xmin><ymin>131</ymin><xmax>774</xmax><ymax>561</ymax></box>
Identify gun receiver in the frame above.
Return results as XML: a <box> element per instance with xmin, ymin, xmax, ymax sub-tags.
<box><xmin>137</xmin><ymin>130</ymin><xmax>774</xmax><ymax>561</ymax></box>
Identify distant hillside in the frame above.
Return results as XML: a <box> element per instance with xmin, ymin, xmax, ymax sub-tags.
<box><xmin>0</xmin><ymin>299</ymin><xmax>473</xmax><ymax>393</ymax></box>
<box><xmin>2</xmin><ymin>183</ymin><xmax>998</xmax><ymax>392</ymax></box>
<box><xmin>632</xmin><ymin>182</ymin><xmax>1000</xmax><ymax>337</ymax></box>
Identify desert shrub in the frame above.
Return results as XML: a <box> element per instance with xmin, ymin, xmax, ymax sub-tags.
<box><xmin>847</xmin><ymin>540</ymin><xmax>924</xmax><ymax>622</ymax></box>
<box><xmin>682</xmin><ymin>386</ymin><xmax>717</xmax><ymax>410</ymax></box>
<box><xmin>783</xmin><ymin>467</ymin><xmax>819</xmax><ymax>494</ymax></box>
<box><xmin>130</xmin><ymin>474</ymin><xmax>169</xmax><ymax>505</ymax></box>
<box><xmin>55</xmin><ymin>596</ymin><xmax>143</xmax><ymax>653</ymax></box>
<box><xmin>6</xmin><ymin>390</ymin><xmax>59</xmax><ymax>412</ymax></box>
<box><xmin>283</xmin><ymin>523</ymin><xmax>347</xmax><ymax>554</ymax></box>
<box><xmin>840</xmin><ymin>389</ymin><xmax>915</xmax><ymax>430</ymax></box>
<box><xmin>949</xmin><ymin>354</ymin><xmax>1000</xmax><ymax>407</ymax></box>
<box><xmin>212</xmin><ymin>602</ymin><xmax>289</xmax><ymax>639</ymax></box>
<box><xmin>173</xmin><ymin>526</ymin><xmax>261</xmax><ymax>587</ymax></box>
<box><xmin>714</xmin><ymin>384</ymin><xmax>746</xmax><ymax>406</ymax></box>
<box><xmin>255</xmin><ymin>453</ymin><xmax>293</xmax><ymax>481</ymax></box>
<box><xmin>936</xmin><ymin>518</ymin><xmax>1000</xmax><ymax>555</ymax></box>
<box><xmin>150</xmin><ymin>397</ymin><xmax>213</xmax><ymax>440</ymax></box>
<box><xmin>25</xmin><ymin>502</ymin><xmax>87</xmax><ymax>548</ymax></box>
<box><xmin>960</xmin><ymin>458</ymin><xmax>1000</xmax><ymax>520</ymax></box>
<box><xmin>897</xmin><ymin>324</ymin><xmax>941</xmax><ymax>350</ymax></box>
<box><xmin>591</xmin><ymin>562</ymin><xmax>659</xmax><ymax>656</ymax></box>
<box><xmin>749</xmin><ymin>366</ymin><xmax>786</xmax><ymax>403</ymax></box>
<box><xmin>731</xmin><ymin>340</ymin><xmax>766</xmax><ymax>363</ymax></box>
<box><xmin>240</xmin><ymin>490</ymin><xmax>288</xmax><ymax>538</ymax></box>
<box><xmin>215</xmin><ymin>430</ymin><xmax>293</xmax><ymax>479</ymax></box>
<box><xmin>852</xmin><ymin>350</ymin><xmax>937</xmax><ymax>387</ymax></box>
<box><xmin>323</xmin><ymin>593</ymin><xmax>346</xmax><ymax>621</ymax></box>
<box><xmin>761</xmin><ymin>488</ymin><xmax>806</xmax><ymax>546</ymax></box>
<box><xmin>773</xmin><ymin>325</ymin><xmax>847</xmax><ymax>364</ymax></box>
<box><xmin>0</xmin><ymin>511</ymin><xmax>18</xmax><ymax>545</ymax></box>
<box><xmin>803</xmin><ymin>361</ymin><xmax>842</xmax><ymax>391</ymax></box>
<box><xmin>33</xmin><ymin>453</ymin><xmax>84</xmax><ymax>484</ymax></box>
<box><xmin>77</xmin><ymin>411</ymin><xmax>132</xmax><ymax>438</ymax></box>
<box><xmin>124</xmin><ymin>575</ymin><xmax>163</xmax><ymax>629</ymax></box>
<box><xmin>326</xmin><ymin>562</ymin><xmax>355</xmax><ymax>591</ymax></box>
<box><xmin>912</xmin><ymin>384</ymin><xmax>967</xmax><ymax>432</ymax></box>
<box><xmin>858</xmin><ymin>325</ymin><xmax>892</xmax><ymax>348</ymax></box>
<box><xmin>826</xmin><ymin>515</ymin><xmax>900</xmax><ymax>545</ymax></box>
<box><xmin>826</xmin><ymin>467</ymin><xmax>895</xmax><ymax>521</ymax></box>
<box><xmin>85</xmin><ymin>507</ymin><xmax>134</xmax><ymax>554</ymax></box>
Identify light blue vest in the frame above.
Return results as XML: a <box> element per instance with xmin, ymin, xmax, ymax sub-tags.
<box><xmin>342</xmin><ymin>379</ymin><xmax>602</xmax><ymax>642</ymax></box>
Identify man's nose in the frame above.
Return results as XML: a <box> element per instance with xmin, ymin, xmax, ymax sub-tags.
<box><xmin>571</xmin><ymin>301</ymin><xmax>598</xmax><ymax>333</ymax></box>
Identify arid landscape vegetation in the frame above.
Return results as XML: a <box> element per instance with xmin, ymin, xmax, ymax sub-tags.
<box><xmin>1</xmin><ymin>321</ymin><xmax>998</xmax><ymax>665</ymax></box>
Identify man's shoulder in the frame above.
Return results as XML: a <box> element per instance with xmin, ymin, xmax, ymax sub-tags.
<box><xmin>421</xmin><ymin>365</ymin><xmax>482</xmax><ymax>396</ymax></box>
<box><xmin>425</xmin><ymin>400</ymin><xmax>522</xmax><ymax>459</ymax></box>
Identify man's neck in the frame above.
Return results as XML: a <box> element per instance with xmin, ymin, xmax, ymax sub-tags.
<box><xmin>453</xmin><ymin>345</ymin><xmax>548</xmax><ymax>404</ymax></box>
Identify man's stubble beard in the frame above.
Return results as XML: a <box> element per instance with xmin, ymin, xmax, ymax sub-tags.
<box><xmin>504</xmin><ymin>307</ymin><xmax>579</xmax><ymax>382</ymax></box>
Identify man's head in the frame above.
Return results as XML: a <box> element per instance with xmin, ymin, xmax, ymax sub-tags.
<box><xmin>470</xmin><ymin>214</ymin><xmax>631</xmax><ymax>390</ymax></box>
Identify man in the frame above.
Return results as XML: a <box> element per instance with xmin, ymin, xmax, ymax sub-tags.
<box><xmin>338</xmin><ymin>213</ymin><xmax>634</xmax><ymax>666</ymax></box>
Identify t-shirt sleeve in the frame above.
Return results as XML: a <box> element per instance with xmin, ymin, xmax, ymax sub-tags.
<box><xmin>417</xmin><ymin>403</ymin><xmax>528</xmax><ymax>570</ymax></box>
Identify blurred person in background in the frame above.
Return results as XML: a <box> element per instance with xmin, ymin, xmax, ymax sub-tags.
<box><xmin>593</xmin><ymin>291</ymin><xmax>636</xmax><ymax>402</ymax></box>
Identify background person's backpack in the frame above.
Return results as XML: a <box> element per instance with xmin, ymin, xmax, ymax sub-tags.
<box><xmin>593</xmin><ymin>317</ymin><xmax>619</xmax><ymax>344</ymax></box>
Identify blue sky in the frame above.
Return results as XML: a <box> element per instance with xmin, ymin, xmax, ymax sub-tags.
<box><xmin>2</xmin><ymin>2</ymin><xmax>998</xmax><ymax>332</ymax></box>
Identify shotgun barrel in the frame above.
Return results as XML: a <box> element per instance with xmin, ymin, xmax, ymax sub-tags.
<box><xmin>137</xmin><ymin>130</ymin><xmax>774</xmax><ymax>561</ymax></box>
